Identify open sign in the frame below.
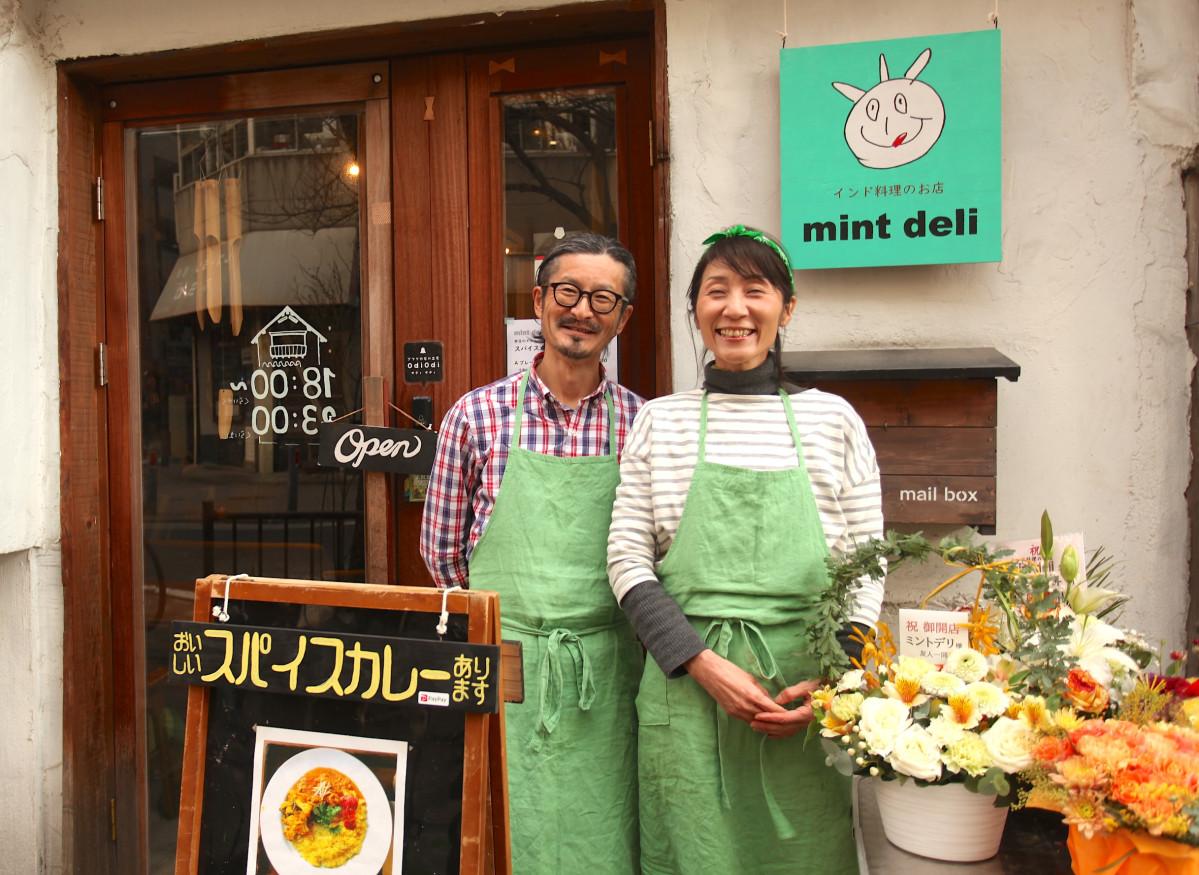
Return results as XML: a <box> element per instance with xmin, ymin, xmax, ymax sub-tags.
<box><xmin>317</xmin><ymin>423</ymin><xmax>437</xmax><ymax>474</ymax></box>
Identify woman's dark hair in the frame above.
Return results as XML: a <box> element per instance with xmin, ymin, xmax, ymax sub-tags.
<box><xmin>536</xmin><ymin>232</ymin><xmax>638</xmax><ymax>303</ymax></box>
<box><xmin>686</xmin><ymin>230</ymin><xmax>795</xmax><ymax>380</ymax></box>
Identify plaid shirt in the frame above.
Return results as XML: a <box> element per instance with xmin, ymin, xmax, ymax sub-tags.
<box><xmin>419</xmin><ymin>354</ymin><xmax>644</xmax><ymax>587</ymax></box>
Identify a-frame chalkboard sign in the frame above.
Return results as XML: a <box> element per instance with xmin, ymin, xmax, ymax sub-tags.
<box><xmin>169</xmin><ymin>575</ymin><xmax>511</xmax><ymax>875</ymax></box>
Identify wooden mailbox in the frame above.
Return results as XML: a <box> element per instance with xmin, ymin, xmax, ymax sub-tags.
<box><xmin>781</xmin><ymin>347</ymin><xmax>1020</xmax><ymax>533</ymax></box>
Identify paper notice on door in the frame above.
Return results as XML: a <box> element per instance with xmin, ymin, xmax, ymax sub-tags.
<box><xmin>505</xmin><ymin>318</ymin><xmax>619</xmax><ymax>381</ymax></box>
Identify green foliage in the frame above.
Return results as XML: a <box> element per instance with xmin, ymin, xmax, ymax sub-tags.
<box><xmin>311</xmin><ymin>802</ymin><xmax>342</xmax><ymax>827</ymax></box>
<box><xmin>969</xmin><ymin>767</ymin><xmax>1012</xmax><ymax>799</ymax></box>
<box><xmin>810</xmin><ymin>530</ymin><xmax>938</xmax><ymax>678</ymax></box>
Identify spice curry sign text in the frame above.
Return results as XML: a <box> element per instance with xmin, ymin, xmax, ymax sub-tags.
<box><xmin>167</xmin><ymin>621</ymin><xmax>499</xmax><ymax>713</ymax></box>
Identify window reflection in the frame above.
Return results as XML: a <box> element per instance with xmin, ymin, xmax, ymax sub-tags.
<box><xmin>501</xmin><ymin>90</ymin><xmax>619</xmax><ymax>321</ymax></box>
<box><xmin>134</xmin><ymin>112</ymin><xmax>365</xmax><ymax>873</ymax></box>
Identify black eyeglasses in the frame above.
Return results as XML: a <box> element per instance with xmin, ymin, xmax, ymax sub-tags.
<box><xmin>546</xmin><ymin>282</ymin><xmax>628</xmax><ymax>315</ymax></box>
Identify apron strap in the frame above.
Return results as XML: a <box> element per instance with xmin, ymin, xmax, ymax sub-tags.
<box><xmin>698</xmin><ymin>391</ymin><xmax>711</xmax><ymax>462</ymax></box>
<box><xmin>779</xmin><ymin>389</ymin><xmax>805</xmax><ymax>466</ymax></box>
<box><xmin>512</xmin><ymin>368</ymin><xmax>532</xmax><ymax>450</ymax></box>
<box><xmin>512</xmin><ymin>367</ymin><xmax>617</xmax><ymax>456</ymax></box>
<box><xmin>603</xmin><ymin>388</ymin><xmax>617</xmax><ymax>456</ymax></box>
<box><xmin>702</xmin><ymin>617</ymin><xmax>797</xmax><ymax>841</ymax></box>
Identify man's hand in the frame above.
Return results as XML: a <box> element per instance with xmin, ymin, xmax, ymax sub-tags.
<box><xmin>750</xmin><ymin>679</ymin><xmax>821</xmax><ymax>738</ymax></box>
<box><xmin>684</xmin><ymin>649</ymin><xmax>784</xmax><ymax>724</ymax></box>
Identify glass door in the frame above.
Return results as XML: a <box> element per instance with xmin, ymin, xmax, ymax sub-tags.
<box><xmin>128</xmin><ymin>109</ymin><xmax>369</xmax><ymax>873</ymax></box>
<box><xmin>500</xmin><ymin>88</ymin><xmax>623</xmax><ymax>376</ymax></box>
<box><xmin>467</xmin><ymin>38</ymin><xmax>662</xmax><ymax>401</ymax></box>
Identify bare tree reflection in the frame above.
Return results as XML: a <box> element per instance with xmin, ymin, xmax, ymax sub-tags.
<box><xmin>504</xmin><ymin>94</ymin><xmax>617</xmax><ymax>233</ymax></box>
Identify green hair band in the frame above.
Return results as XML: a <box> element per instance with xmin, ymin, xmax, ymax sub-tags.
<box><xmin>701</xmin><ymin>224</ymin><xmax>794</xmax><ymax>276</ymax></box>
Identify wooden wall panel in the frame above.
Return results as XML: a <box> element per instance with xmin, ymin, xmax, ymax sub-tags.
<box><xmin>102</xmin><ymin>62</ymin><xmax>387</xmax><ymax>122</ymax></box>
<box><xmin>392</xmin><ymin>55</ymin><xmax>472</xmax><ymax>585</ymax></box>
<box><xmin>363</xmin><ymin>98</ymin><xmax>396</xmax><ymax>584</ymax></box>
<box><xmin>818</xmin><ymin>379</ymin><xmax>997</xmax><ymax>428</ymax></box>
<box><xmin>869</xmin><ymin>426</ymin><xmax>996</xmax><ymax>477</ymax></box>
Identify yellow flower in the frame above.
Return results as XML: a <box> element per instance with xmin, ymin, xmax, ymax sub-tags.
<box><xmin>811</xmin><ymin>686</ymin><xmax>836</xmax><ymax>713</ymax></box>
<box><xmin>1053</xmin><ymin>708</ymin><xmax>1085</xmax><ymax>732</ymax></box>
<box><xmin>884</xmin><ymin>673</ymin><xmax>929</xmax><ymax>707</ymax></box>
<box><xmin>1018</xmin><ymin>696</ymin><xmax>1055</xmax><ymax>732</ymax></box>
<box><xmin>965</xmin><ymin>605</ymin><xmax>1000</xmax><ymax>657</ymax></box>
<box><xmin>943</xmin><ymin>732</ymin><xmax>993</xmax><ymax>777</ymax></box>
<box><xmin>1183</xmin><ymin>698</ymin><xmax>1199</xmax><ymax>731</ymax></box>
<box><xmin>830</xmin><ymin>693</ymin><xmax>865</xmax><ymax>722</ymax></box>
<box><xmin>944</xmin><ymin>691</ymin><xmax>982</xmax><ymax>729</ymax></box>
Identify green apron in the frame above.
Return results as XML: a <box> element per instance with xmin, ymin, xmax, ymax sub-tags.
<box><xmin>468</xmin><ymin>369</ymin><xmax>641</xmax><ymax>875</ymax></box>
<box><xmin>636</xmin><ymin>390</ymin><xmax>857</xmax><ymax>875</ymax></box>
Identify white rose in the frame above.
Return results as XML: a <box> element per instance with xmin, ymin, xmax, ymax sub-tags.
<box><xmin>928</xmin><ymin>713</ymin><xmax>968</xmax><ymax>747</ymax></box>
<box><xmin>921</xmin><ymin>670</ymin><xmax>967</xmax><ymax>697</ymax></box>
<box><xmin>890</xmin><ymin>726</ymin><xmax>943</xmax><ymax>782</ymax></box>
<box><xmin>858</xmin><ymin>698</ymin><xmax>912</xmax><ymax>757</ymax></box>
<box><xmin>836</xmin><ymin>669</ymin><xmax>865</xmax><ymax>692</ymax></box>
<box><xmin>945</xmin><ymin>648</ymin><xmax>989</xmax><ymax>683</ymax></box>
<box><xmin>981</xmin><ymin>716</ymin><xmax>1037</xmax><ymax>773</ymax></box>
<box><xmin>964</xmin><ymin>681</ymin><xmax>1010</xmax><ymax>718</ymax></box>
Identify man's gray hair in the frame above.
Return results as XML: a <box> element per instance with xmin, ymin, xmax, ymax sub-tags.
<box><xmin>535</xmin><ymin>232</ymin><xmax>638</xmax><ymax>303</ymax></box>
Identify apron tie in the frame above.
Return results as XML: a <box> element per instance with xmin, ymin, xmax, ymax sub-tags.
<box><xmin>702</xmin><ymin>617</ymin><xmax>797</xmax><ymax>840</ymax></box>
<box><xmin>527</xmin><ymin>626</ymin><xmax>598</xmax><ymax>748</ymax></box>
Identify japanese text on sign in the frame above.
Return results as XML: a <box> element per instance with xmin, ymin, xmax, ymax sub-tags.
<box><xmin>168</xmin><ymin>621</ymin><xmax>500</xmax><ymax>713</ymax></box>
<box><xmin>897</xmin><ymin>608</ymin><xmax>971</xmax><ymax>668</ymax></box>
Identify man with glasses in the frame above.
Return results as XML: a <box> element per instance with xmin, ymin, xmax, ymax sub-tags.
<box><xmin>420</xmin><ymin>232</ymin><xmax>643</xmax><ymax>875</ymax></box>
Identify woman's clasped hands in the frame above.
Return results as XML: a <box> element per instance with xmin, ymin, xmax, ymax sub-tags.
<box><xmin>685</xmin><ymin>649</ymin><xmax>821</xmax><ymax>738</ymax></box>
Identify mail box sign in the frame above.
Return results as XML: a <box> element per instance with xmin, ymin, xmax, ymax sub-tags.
<box><xmin>781</xmin><ymin>348</ymin><xmax>1020</xmax><ymax>532</ymax></box>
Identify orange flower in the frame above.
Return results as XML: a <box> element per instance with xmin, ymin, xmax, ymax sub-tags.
<box><xmin>1065</xmin><ymin>668</ymin><xmax>1110</xmax><ymax>714</ymax></box>
<box><xmin>1033</xmin><ymin>735</ymin><xmax>1074</xmax><ymax>764</ymax></box>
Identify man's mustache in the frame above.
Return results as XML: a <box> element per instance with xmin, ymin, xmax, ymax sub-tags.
<box><xmin>558</xmin><ymin>315</ymin><xmax>601</xmax><ymax>333</ymax></box>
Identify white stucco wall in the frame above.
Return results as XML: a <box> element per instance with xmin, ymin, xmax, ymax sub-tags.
<box><xmin>3</xmin><ymin>0</ymin><xmax>1197</xmax><ymax>868</ymax></box>
<box><xmin>665</xmin><ymin>0</ymin><xmax>1199</xmax><ymax>645</ymax></box>
<box><xmin>0</xmin><ymin>1</ymin><xmax>62</xmax><ymax>872</ymax></box>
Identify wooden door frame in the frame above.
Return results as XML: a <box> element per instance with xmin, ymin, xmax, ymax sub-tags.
<box><xmin>57</xmin><ymin>4</ymin><xmax>667</xmax><ymax>871</ymax></box>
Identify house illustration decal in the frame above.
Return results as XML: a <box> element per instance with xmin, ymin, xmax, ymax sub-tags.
<box><xmin>251</xmin><ymin>306</ymin><xmax>327</xmax><ymax>366</ymax></box>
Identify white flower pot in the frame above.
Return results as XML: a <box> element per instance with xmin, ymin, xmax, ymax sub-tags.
<box><xmin>873</xmin><ymin>778</ymin><xmax>1009</xmax><ymax>862</ymax></box>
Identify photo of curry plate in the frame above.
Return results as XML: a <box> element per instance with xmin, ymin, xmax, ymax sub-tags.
<box><xmin>280</xmin><ymin>767</ymin><xmax>367</xmax><ymax>867</ymax></box>
<box><xmin>259</xmin><ymin>747</ymin><xmax>394</xmax><ymax>874</ymax></box>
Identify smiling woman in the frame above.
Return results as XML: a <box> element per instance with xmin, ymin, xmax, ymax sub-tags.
<box><xmin>607</xmin><ymin>225</ymin><xmax>884</xmax><ymax>875</ymax></box>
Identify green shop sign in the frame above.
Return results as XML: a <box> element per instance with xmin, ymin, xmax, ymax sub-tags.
<box><xmin>780</xmin><ymin>29</ymin><xmax>1001</xmax><ymax>269</ymax></box>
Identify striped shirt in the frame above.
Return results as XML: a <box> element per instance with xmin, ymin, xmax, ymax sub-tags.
<box><xmin>420</xmin><ymin>355</ymin><xmax>644</xmax><ymax>588</ymax></box>
<box><xmin>607</xmin><ymin>388</ymin><xmax>885</xmax><ymax>627</ymax></box>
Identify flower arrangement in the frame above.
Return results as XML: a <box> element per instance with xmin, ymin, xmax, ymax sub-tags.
<box><xmin>813</xmin><ymin>634</ymin><xmax>1036</xmax><ymax>799</ymax></box>
<box><xmin>813</xmin><ymin>514</ymin><xmax>1155</xmax><ymax>713</ymax></box>
<box><xmin>1021</xmin><ymin>718</ymin><xmax>1199</xmax><ymax>846</ymax></box>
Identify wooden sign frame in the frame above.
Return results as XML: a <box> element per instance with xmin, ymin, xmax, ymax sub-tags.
<box><xmin>174</xmin><ymin>574</ymin><xmax>510</xmax><ymax>875</ymax></box>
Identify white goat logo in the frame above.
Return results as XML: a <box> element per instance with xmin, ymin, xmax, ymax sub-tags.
<box><xmin>832</xmin><ymin>49</ymin><xmax>946</xmax><ymax>170</ymax></box>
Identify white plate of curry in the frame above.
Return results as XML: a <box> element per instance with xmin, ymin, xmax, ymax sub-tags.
<box><xmin>260</xmin><ymin>747</ymin><xmax>393</xmax><ymax>874</ymax></box>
